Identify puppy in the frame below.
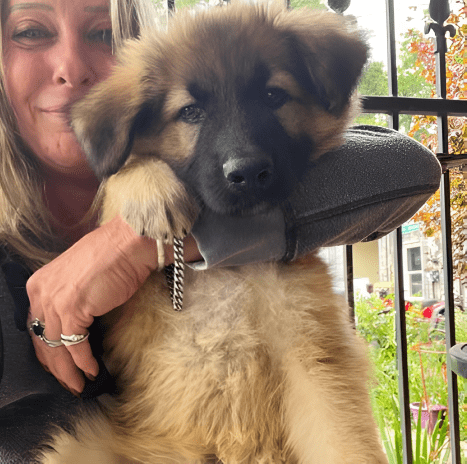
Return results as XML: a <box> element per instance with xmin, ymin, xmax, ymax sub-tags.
<box><xmin>41</xmin><ymin>3</ymin><xmax>388</xmax><ymax>463</ymax></box>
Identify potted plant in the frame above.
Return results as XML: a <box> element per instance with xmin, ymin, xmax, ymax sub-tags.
<box><xmin>375</xmin><ymin>395</ymin><xmax>450</xmax><ymax>464</ymax></box>
<box><xmin>409</xmin><ymin>342</ymin><xmax>448</xmax><ymax>434</ymax></box>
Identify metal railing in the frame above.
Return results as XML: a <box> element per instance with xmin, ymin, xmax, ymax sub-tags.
<box><xmin>338</xmin><ymin>0</ymin><xmax>466</xmax><ymax>461</ymax></box>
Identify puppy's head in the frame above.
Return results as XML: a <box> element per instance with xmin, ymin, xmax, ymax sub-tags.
<box><xmin>72</xmin><ymin>3</ymin><xmax>368</xmax><ymax>215</ymax></box>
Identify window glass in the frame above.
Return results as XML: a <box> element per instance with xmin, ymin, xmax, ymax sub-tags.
<box><xmin>407</xmin><ymin>246</ymin><xmax>422</xmax><ymax>272</ymax></box>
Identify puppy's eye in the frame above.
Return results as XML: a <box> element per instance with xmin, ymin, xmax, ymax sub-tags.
<box><xmin>179</xmin><ymin>104</ymin><xmax>206</xmax><ymax>124</ymax></box>
<box><xmin>264</xmin><ymin>88</ymin><xmax>290</xmax><ymax>110</ymax></box>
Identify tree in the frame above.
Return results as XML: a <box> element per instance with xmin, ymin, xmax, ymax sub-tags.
<box><xmin>409</xmin><ymin>1</ymin><xmax>467</xmax><ymax>281</ymax></box>
<box><xmin>397</xmin><ymin>29</ymin><xmax>436</xmax><ymax>133</ymax></box>
<box><xmin>359</xmin><ymin>61</ymin><xmax>388</xmax><ymax>96</ymax></box>
<box><xmin>356</xmin><ymin>28</ymin><xmax>435</xmax><ymax>132</ymax></box>
<box><xmin>356</xmin><ymin>61</ymin><xmax>389</xmax><ymax>127</ymax></box>
<box><xmin>398</xmin><ymin>29</ymin><xmax>435</xmax><ymax>99</ymax></box>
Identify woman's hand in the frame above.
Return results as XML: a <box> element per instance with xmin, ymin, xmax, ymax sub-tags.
<box><xmin>26</xmin><ymin>215</ymin><xmax>203</xmax><ymax>395</ymax></box>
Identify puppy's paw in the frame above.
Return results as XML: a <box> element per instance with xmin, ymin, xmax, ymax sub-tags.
<box><xmin>101</xmin><ymin>157</ymin><xmax>198</xmax><ymax>242</ymax></box>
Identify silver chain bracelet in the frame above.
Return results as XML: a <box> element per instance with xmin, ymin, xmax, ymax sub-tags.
<box><xmin>164</xmin><ymin>237</ymin><xmax>185</xmax><ymax>311</ymax></box>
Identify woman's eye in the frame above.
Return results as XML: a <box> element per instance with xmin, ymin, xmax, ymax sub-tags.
<box><xmin>179</xmin><ymin>104</ymin><xmax>206</xmax><ymax>124</ymax></box>
<box><xmin>264</xmin><ymin>87</ymin><xmax>291</xmax><ymax>110</ymax></box>
<box><xmin>88</xmin><ymin>29</ymin><xmax>112</xmax><ymax>47</ymax></box>
<box><xmin>13</xmin><ymin>28</ymin><xmax>52</xmax><ymax>42</ymax></box>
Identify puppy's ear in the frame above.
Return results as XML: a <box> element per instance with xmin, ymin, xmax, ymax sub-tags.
<box><xmin>71</xmin><ymin>42</ymin><xmax>159</xmax><ymax>180</ymax></box>
<box><xmin>278</xmin><ymin>9</ymin><xmax>369</xmax><ymax>113</ymax></box>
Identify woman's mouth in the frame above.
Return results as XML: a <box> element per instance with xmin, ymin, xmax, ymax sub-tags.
<box><xmin>38</xmin><ymin>96</ymin><xmax>82</xmax><ymax>117</ymax></box>
<box><xmin>39</xmin><ymin>106</ymin><xmax>76</xmax><ymax>132</ymax></box>
<box><xmin>41</xmin><ymin>106</ymin><xmax>69</xmax><ymax>114</ymax></box>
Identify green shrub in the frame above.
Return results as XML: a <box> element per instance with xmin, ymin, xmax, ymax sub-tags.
<box><xmin>355</xmin><ymin>294</ymin><xmax>467</xmax><ymax>459</ymax></box>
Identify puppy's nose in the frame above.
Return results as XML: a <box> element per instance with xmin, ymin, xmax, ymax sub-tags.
<box><xmin>223</xmin><ymin>158</ymin><xmax>273</xmax><ymax>190</ymax></box>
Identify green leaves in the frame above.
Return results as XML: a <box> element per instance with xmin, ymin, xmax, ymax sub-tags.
<box><xmin>356</xmin><ymin>294</ymin><xmax>467</xmax><ymax>461</ymax></box>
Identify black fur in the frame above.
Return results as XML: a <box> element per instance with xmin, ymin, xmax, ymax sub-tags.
<box><xmin>72</xmin><ymin>6</ymin><xmax>368</xmax><ymax>212</ymax></box>
<box><xmin>175</xmin><ymin>81</ymin><xmax>313</xmax><ymax>216</ymax></box>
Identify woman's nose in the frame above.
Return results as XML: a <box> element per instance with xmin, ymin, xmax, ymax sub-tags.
<box><xmin>51</xmin><ymin>35</ymin><xmax>97</xmax><ymax>87</ymax></box>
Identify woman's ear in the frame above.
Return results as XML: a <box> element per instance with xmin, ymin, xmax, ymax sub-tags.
<box><xmin>276</xmin><ymin>9</ymin><xmax>369</xmax><ymax>114</ymax></box>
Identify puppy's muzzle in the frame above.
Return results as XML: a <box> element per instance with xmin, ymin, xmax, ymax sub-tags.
<box><xmin>223</xmin><ymin>158</ymin><xmax>274</xmax><ymax>191</ymax></box>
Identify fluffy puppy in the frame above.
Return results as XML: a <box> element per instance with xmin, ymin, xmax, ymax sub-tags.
<box><xmin>41</xmin><ymin>3</ymin><xmax>389</xmax><ymax>464</ymax></box>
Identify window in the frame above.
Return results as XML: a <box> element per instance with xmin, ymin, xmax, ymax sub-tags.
<box><xmin>407</xmin><ymin>246</ymin><xmax>421</xmax><ymax>272</ymax></box>
<box><xmin>407</xmin><ymin>246</ymin><xmax>423</xmax><ymax>297</ymax></box>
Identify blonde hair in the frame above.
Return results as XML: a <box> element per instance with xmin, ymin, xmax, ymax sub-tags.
<box><xmin>0</xmin><ymin>0</ymin><xmax>160</xmax><ymax>270</ymax></box>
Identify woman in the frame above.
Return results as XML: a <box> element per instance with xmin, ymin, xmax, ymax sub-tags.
<box><xmin>0</xmin><ymin>0</ymin><xmax>440</xmax><ymax>403</ymax></box>
<box><xmin>0</xmin><ymin>0</ymin><xmax>184</xmax><ymax>398</ymax></box>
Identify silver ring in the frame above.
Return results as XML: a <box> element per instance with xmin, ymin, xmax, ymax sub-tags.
<box><xmin>60</xmin><ymin>332</ymin><xmax>89</xmax><ymax>346</ymax></box>
<box><xmin>28</xmin><ymin>318</ymin><xmax>64</xmax><ymax>348</ymax></box>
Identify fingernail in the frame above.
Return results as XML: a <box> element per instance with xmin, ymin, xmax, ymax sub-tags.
<box><xmin>85</xmin><ymin>373</ymin><xmax>96</xmax><ymax>381</ymax></box>
<box><xmin>59</xmin><ymin>380</ymin><xmax>81</xmax><ymax>398</ymax></box>
<box><xmin>70</xmin><ymin>388</ymin><xmax>81</xmax><ymax>399</ymax></box>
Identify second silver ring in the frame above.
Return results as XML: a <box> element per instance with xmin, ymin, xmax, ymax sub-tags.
<box><xmin>60</xmin><ymin>332</ymin><xmax>89</xmax><ymax>347</ymax></box>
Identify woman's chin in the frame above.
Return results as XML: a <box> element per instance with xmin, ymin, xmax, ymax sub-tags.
<box><xmin>38</xmin><ymin>154</ymin><xmax>97</xmax><ymax>180</ymax></box>
<box><xmin>31</xmin><ymin>134</ymin><xmax>96</xmax><ymax>179</ymax></box>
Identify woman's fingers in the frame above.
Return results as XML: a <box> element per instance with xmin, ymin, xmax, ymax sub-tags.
<box><xmin>48</xmin><ymin>313</ymin><xmax>99</xmax><ymax>378</ymax></box>
<box><xmin>30</xmin><ymin>334</ymin><xmax>85</xmax><ymax>395</ymax></box>
<box><xmin>65</xmin><ymin>341</ymin><xmax>99</xmax><ymax>380</ymax></box>
<box><xmin>28</xmin><ymin>309</ymin><xmax>99</xmax><ymax>393</ymax></box>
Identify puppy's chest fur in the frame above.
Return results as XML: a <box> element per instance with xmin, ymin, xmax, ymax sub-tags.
<box><xmin>100</xmin><ymin>260</ymin><xmax>334</xmax><ymax>459</ymax></box>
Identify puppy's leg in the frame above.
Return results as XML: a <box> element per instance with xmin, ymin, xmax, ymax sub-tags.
<box><xmin>275</xmin><ymin>258</ymin><xmax>388</xmax><ymax>464</ymax></box>
<box><xmin>100</xmin><ymin>156</ymin><xmax>198</xmax><ymax>241</ymax></box>
<box><xmin>38</xmin><ymin>409</ymin><xmax>133</xmax><ymax>464</ymax></box>
<box><xmin>283</xmin><ymin>355</ymin><xmax>388</xmax><ymax>464</ymax></box>
<box><xmin>39</xmin><ymin>403</ymin><xmax>203</xmax><ymax>464</ymax></box>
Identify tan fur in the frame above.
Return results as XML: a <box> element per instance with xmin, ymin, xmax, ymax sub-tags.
<box><xmin>41</xmin><ymin>4</ymin><xmax>388</xmax><ymax>464</ymax></box>
<box><xmin>42</xmin><ymin>258</ymin><xmax>388</xmax><ymax>464</ymax></box>
<box><xmin>70</xmin><ymin>2</ymin><xmax>368</xmax><ymax>180</ymax></box>
<box><xmin>100</xmin><ymin>156</ymin><xmax>198</xmax><ymax>239</ymax></box>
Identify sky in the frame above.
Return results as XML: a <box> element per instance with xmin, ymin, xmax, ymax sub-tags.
<box><xmin>343</xmin><ymin>0</ymin><xmax>454</xmax><ymax>63</ymax></box>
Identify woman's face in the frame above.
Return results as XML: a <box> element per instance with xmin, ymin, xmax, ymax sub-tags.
<box><xmin>2</xmin><ymin>0</ymin><xmax>115</xmax><ymax>177</ymax></box>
